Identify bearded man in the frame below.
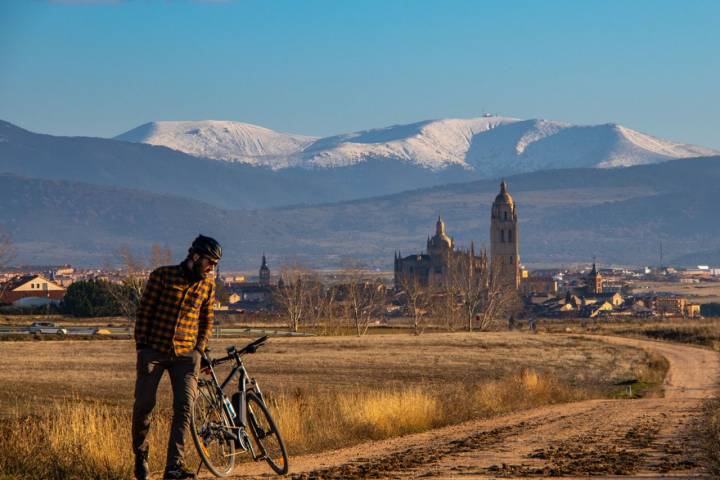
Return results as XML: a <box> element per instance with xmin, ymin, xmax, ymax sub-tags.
<box><xmin>131</xmin><ymin>235</ymin><xmax>221</xmax><ymax>480</ymax></box>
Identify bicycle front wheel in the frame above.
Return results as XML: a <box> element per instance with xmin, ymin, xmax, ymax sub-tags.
<box><xmin>191</xmin><ymin>382</ymin><xmax>236</xmax><ymax>477</ymax></box>
<box><xmin>246</xmin><ymin>391</ymin><xmax>289</xmax><ymax>475</ymax></box>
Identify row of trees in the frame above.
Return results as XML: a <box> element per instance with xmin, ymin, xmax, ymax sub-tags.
<box><xmin>273</xmin><ymin>263</ymin><xmax>387</xmax><ymax>335</ymax></box>
<box><xmin>59</xmin><ymin>246</ymin><xmax>170</xmax><ymax>317</ymax></box>
<box><xmin>57</xmin><ymin>245</ymin><xmax>174</xmax><ymax>317</ymax></box>
<box><xmin>0</xmin><ymin>227</ymin><xmax>517</xmax><ymax>331</ymax></box>
<box><xmin>60</xmin><ymin>244</ymin><xmax>229</xmax><ymax>318</ymax></box>
<box><xmin>274</xmin><ymin>256</ymin><xmax>521</xmax><ymax>335</ymax></box>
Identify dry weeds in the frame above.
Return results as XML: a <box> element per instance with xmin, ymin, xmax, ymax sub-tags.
<box><xmin>0</xmin><ymin>332</ymin><xmax>661</xmax><ymax>479</ymax></box>
<box><xmin>0</xmin><ymin>370</ymin><xmax>589</xmax><ymax>479</ymax></box>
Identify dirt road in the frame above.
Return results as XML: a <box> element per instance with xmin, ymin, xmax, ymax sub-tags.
<box><xmin>229</xmin><ymin>335</ymin><xmax>719</xmax><ymax>479</ymax></box>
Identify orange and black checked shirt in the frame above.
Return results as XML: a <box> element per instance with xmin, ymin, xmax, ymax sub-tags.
<box><xmin>134</xmin><ymin>264</ymin><xmax>215</xmax><ymax>355</ymax></box>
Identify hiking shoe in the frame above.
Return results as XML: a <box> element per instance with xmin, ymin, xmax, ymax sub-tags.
<box><xmin>163</xmin><ymin>466</ymin><xmax>197</xmax><ymax>480</ymax></box>
<box><xmin>134</xmin><ymin>453</ymin><xmax>149</xmax><ymax>480</ymax></box>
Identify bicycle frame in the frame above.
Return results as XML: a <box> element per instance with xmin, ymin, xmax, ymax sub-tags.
<box><xmin>200</xmin><ymin>346</ymin><xmax>266</xmax><ymax>459</ymax></box>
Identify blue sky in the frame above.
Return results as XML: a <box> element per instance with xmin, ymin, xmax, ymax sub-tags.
<box><xmin>1</xmin><ymin>0</ymin><xmax>718</xmax><ymax>148</ymax></box>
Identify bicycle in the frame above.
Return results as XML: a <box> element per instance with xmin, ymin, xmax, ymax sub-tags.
<box><xmin>191</xmin><ymin>336</ymin><xmax>289</xmax><ymax>477</ymax></box>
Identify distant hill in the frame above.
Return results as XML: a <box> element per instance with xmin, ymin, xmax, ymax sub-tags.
<box><xmin>0</xmin><ymin>120</ymin><xmax>476</xmax><ymax>209</ymax></box>
<box><xmin>4</xmin><ymin>118</ymin><xmax>717</xmax><ymax>213</ymax></box>
<box><xmin>2</xmin><ymin>156</ymin><xmax>720</xmax><ymax>268</ymax></box>
<box><xmin>115</xmin><ymin>116</ymin><xmax>717</xmax><ymax>175</ymax></box>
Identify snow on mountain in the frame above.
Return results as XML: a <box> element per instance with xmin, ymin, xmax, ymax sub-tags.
<box><xmin>299</xmin><ymin>116</ymin><xmax>520</xmax><ymax>170</ymax></box>
<box><xmin>115</xmin><ymin>116</ymin><xmax>717</xmax><ymax>174</ymax></box>
<box><xmin>114</xmin><ymin>120</ymin><xmax>316</xmax><ymax>168</ymax></box>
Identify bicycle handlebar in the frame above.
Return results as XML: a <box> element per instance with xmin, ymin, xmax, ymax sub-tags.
<box><xmin>201</xmin><ymin>335</ymin><xmax>269</xmax><ymax>368</ymax></box>
<box><xmin>238</xmin><ymin>335</ymin><xmax>269</xmax><ymax>355</ymax></box>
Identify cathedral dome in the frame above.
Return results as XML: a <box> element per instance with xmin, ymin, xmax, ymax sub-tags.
<box><xmin>494</xmin><ymin>180</ymin><xmax>514</xmax><ymax>207</ymax></box>
<box><xmin>428</xmin><ymin>216</ymin><xmax>452</xmax><ymax>249</ymax></box>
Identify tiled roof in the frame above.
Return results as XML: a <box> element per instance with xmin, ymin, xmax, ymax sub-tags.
<box><xmin>1</xmin><ymin>274</ymin><xmax>41</xmax><ymax>291</ymax></box>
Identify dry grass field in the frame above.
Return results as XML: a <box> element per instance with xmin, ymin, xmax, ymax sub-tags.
<box><xmin>631</xmin><ymin>280</ymin><xmax>720</xmax><ymax>304</ymax></box>
<box><xmin>540</xmin><ymin>317</ymin><xmax>720</xmax><ymax>351</ymax></box>
<box><xmin>0</xmin><ymin>332</ymin><xmax>663</xmax><ymax>479</ymax></box>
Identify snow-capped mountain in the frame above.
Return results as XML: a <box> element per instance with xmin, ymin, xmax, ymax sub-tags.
<box><xmin>115</xmin><ymin>120</ymin><xmax>316</xmax><ymax>167</ymax></box>
<box><xmin>115</xmin><ymin>116</ymin><xmax>717</xmax><ymax>174</ymax></box>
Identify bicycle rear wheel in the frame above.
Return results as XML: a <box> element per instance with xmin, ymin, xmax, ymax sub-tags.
<box><xmin>246</xmin><ymin>391</ymin><xmax>289</xmax><ymax>475</ymax></box>
<box><xmin>191</xmin><ymin>382</ymin><xmax>236</xmax><ymax>477</ymax></box>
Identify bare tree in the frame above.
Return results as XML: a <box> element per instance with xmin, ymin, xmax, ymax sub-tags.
<box><xmin>442</xmin><ymin>252</ymin><xmax>519</xmax><ymax>332</ymax></box>
<box><xmin>431</xmin><ymin>283</ymin><xmax>464</xmax><ymax>331</ymax></box>
<box><xmin>118</xmin><ymin>246</ymin><xmax>145</xmax><ymax>275</ymax></box>
<box><xmin>111</xmin><ymin>276</ymin><xmax>146</xmax><ymax>321</ymax></box>
<box><xmin>304</xmin><ymin>273</ymin><xmax>339</xmax><ymax>334</ymax></box>
<box><xmin>274</xmin><ymin>263</ymin><xmax>312</xmax><ymax>332</ymax></box>
<box><xmin>0</xmin><ymin>228</ymin><xmax>13</xmax><ymax>269</ymax></box>
<box><xmin>474</xmin><ymin>258</ymin><xmax>520</xmax><ymax>331</ymax></box>
<box><xmin>0</xmin><ymin>228</ymin><xmax>15</xmax><ymax>304</ymax></box>
<box><xmin>397</xmin><ymin>273</ymin><xmax>430</xmax><ymax>335</ymax></box>
<box><xmin>149</xmin><ymin>244</ymin><xmax>172</xmax><ymax>269</ymax></box>
<box><xmin>111</xmin><ymin>246</ymin><xmax>148</xmax><ymax>321</ymax></box>
<box><xmin>444</xmin><ymin>252</ymin><xmax>486</xmax><ymax>331</ymax></box>
<box><xmin>342</xmin><ymin>260</ymin><xmax>386</xmax><ymax>336</ymax></box>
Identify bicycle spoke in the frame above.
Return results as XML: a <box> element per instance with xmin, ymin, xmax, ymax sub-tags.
<box><xmin>246</xmin><ymin>392</ymin><xmax>288</xmax><ymax>475</ymax></box>
<box><xmin>191</xmin><ymin>384</ymin><xmax>236</xmax><ymax>476</ymax></box>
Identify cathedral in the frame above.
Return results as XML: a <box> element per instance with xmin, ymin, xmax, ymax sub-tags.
<box><xmin>393</xmin><ymin>180</ymin><xmax>521</xmax><ymax>290</ymax></box>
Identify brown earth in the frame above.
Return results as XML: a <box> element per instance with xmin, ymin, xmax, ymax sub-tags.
<box><xmin>225</xmin><ymin>336</ymin><xmax>719</xmax><ymax>479</ymax></box>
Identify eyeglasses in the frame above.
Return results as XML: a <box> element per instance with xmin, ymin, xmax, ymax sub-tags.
<box><xmin>200</xmin><ymin>255</ymin><xmax>218</xmax><ymax>267</ymax></box>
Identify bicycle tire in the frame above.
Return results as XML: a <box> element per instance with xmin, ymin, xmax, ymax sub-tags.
<box><xmin>246</xmin><ymin>391</ymin><xmax>289</xmax><ymax>475</ymax></box>
<box><xmin>191</xmin><ymin>382</ymin><xmax>236</xmax><ymax>477</ymax></box>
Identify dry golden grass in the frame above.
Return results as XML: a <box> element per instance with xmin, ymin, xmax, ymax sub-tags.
<box><xmin>0</xmin><ymin>332</ymin><xmax>661</xmax><ymax>479</ymax></box>
<box><xmin>0</xmin><ymin>401</ymin><xmax>171</xmax><ymax>479</ymax></box>
<box><xmin>0</xmin><ymin>369</ymin><xmax>588</xmax><ymax>479</ymax></box>
<box><xmin>269</xmin><ymin>367</ymin><xmax>591</xmax><ymax>454</ymax></box>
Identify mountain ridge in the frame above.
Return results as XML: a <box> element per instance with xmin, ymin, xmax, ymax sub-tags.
<box><xmin>0</xmin><ymin>119</ymin><xmax>474</xmax><ymax>209</ymax></box>
<box><xmin>3</xmin><ymin>156</ymin><xmax>720</xmax><ymax>268</ymax></box>
<box><xmin>114</xmin><ymin>116</ymin><xmax>717</xmax><ymax>175</ymax></box>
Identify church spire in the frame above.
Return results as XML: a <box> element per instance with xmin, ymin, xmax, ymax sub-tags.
<box><xmin>259</xmin><ymin>253</ymin><xmax>270</xmax><ymax>285</ymax></box>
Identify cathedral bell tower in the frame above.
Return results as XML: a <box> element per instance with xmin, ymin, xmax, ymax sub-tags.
<box><xmin>490</xmin><ymin>180</ymin><xmax>520</xmax><ymax>289</ymax></box>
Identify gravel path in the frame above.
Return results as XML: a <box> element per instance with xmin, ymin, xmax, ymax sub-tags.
<box><xmin>222</xmin><ymin>335</ymin><xmax>720</xmax><ymax>479</ymax></box>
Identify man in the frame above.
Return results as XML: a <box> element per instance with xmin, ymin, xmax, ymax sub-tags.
<box><xmin>132</xmin><ymin>235</ymin><xmax>221</xmax><ymax>480</ymax></box>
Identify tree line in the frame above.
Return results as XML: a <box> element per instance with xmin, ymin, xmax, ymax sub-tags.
<box><xmin>0</xmin><ymin>230</ymin><xmax>520</xmax><ymax>332</ymax></box>
<box><xmin>59</xmin><ymin>245</ymin><xmax>173</xmax><ymax>318</ymax></box>
<box><xmin>274</xmin><ymin>255</ymin><xmax>521</xmax><ymax>335</ymax></box>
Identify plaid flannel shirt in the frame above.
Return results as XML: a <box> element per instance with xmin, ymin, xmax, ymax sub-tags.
<box><xmin>134</xmin><ymin>264</ymin><xmax>215</xmax><ymax>355</ymax></box>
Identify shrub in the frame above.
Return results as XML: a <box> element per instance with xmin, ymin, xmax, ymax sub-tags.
<box><xmin>60</xmin><ymin>280</ymin><xmax>123</xmax><ymax>317</ymax></box>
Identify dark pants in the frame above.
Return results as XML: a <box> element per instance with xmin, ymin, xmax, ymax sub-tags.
<box><xmin>132</xmin><ymin>347</ymin><xmax>200</xmax><ymax>470</ymax></box>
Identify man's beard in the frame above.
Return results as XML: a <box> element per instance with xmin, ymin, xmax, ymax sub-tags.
<box><xmin>188</xmin><ymin>261</ymin><xmax>207</xmax><ymax>283</ymax></box>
